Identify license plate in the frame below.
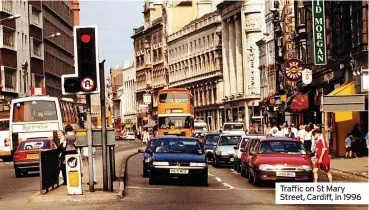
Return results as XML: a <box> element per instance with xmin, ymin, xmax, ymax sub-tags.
<box><xmin>27</xmin><ymin>154</ymin><xmax>39</xmax><ymax>159</ymax></box>
<box><xmin>170</xmin><ymin>169</ymin><xmax>189</xmax><ymax>174</ymax></box>
<box><xmin>276</xmin><ymin>172</ymin><xmax>296</xmax><ymax>177</ymax></box>
<box><xmin>230</xmin><ymin>158</ymin><xmax>234</xmax><ymax>161</ymax></box>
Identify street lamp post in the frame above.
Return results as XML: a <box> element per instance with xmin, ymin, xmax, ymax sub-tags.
<box><xmin>0</xmin><ymin>14</ymin><xmax>21</xmax><ymax>22</ymax></box>
<box><xmin>44</xmin><ymin>32</ymin><xmax>61</xmax><ymax>39</ymax></box>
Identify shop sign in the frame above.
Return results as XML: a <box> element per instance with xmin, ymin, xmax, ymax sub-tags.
<box><xmin>283</xmin><ymin>59</ymin><xmax>304</xmax><ymax>81</ymax></box>
<box><xmin>312</xmin><ymin>0</ymin><xmax>327</xmax><ymax>65</ymax></box>
<box><xmin>143</xmin><ymin>94</ymin><xmax>151</xmax><ymax>105</ymax></box>
<box><xmin>302</xmin><ymin>68</ymin><xmax>313</xmax><ymax>85</ymax></box>
<box><xmin>139</xmin><ymin>104</ymin><xmax>148</xmax><ymax>111</ymax></box>
<box><xmin>283</xmin><ymin>0</ymin><xmax>296</xmax><ymax>59</ymax></box>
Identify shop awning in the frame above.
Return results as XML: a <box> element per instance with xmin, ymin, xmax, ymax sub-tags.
<box><xmin>290</xmin><ymin>93</ymin><xmax>309</xmax><ymax>110</ymax></box>
<box><xmin>323</xmin><ymin>81</ymin><xmax>359</xmax><ymax>122</ymax></box>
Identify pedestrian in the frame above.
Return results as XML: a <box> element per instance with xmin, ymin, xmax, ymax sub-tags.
<box><xmin>57</xmin><ymin>130</ymin><xmax>67</xmax><ymax>185</ymax></box>
<box><xmin>249</xmin><ymin>124</ymin><xmax>257</xmax><ymax>134</ymax></box>
<box><xmin>282</xmin><ymin>123</ymin><xmax>289</xmax><ymax>137</ymax></box>
<box><xmin>269</xmin><ymin>123</ymin><xmax>279</xmax><ymax>136</ymax></box>
<box><xmin>287</xmin><ymin>127</ymin><xmax>295</xmax><ymax>138</ymax></box>
<box><xmin>297</xmin><ymin>125</ymin><xmax>305</xmax><ymax>143</ymax></box>
<box><xmin>351</xmin><ymin>123</ymin><xmax>361</xmax><ymax>157</ymax></box>
<box><xmin>276</xmin><ymin>125</ymin><xmax>284</xmax><ymax>137</ymax></box>
<box><xmin>264</xmin><ymin>123</ymin><xmax>271</xmax><ymax>136</ymax></box>
<box><xmin>143</xmin><ymin>130</ymin><xmax>149</xmax><ymax>144</ymax></box>
<box><xmin>290</xmin><ymin>123</ymin><xmax>298</xmax><ymax>137</ymax></box>
<box><xmin>304</xmin><ymin>125</ymin><xmax>313</xmax><ymax>153</ymax></box>
<box><xmin>345</xmin><ymin>133</ymin><xmax>353</xmax><ymax>159</ymax></box>
<box><xmin>365</xmin><ymin>132</ymin><xmax>369</xmax><ymax>149</ymax></box>
<box><xmin>309</xmin><ymin>122</ymin><xmax>314</xmax><ymax>131</ymax></box>
<box><xmin>312</xmin><ymin>129</ymin><xmax>332</xmax><ymax>183</ymax></box>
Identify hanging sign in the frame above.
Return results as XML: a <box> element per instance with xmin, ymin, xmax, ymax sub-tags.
<box><xmin>283</xmin><ymin>59</ymin><xmax>304</xmax><ymax>81</ymax></box>
<box><xmin>312</xmin><ymin>0</ymin><xmax>327</xmax><ymax>65</ymax></box>
<box><xmin>143</xmin><ymin>94</ymin><xmax>151</xmax><ymax>105</ymax></box>
<box><xmin>302</xmin><ymin>68</ymin><xmax>313</xmax><ymax>85</ymax></box>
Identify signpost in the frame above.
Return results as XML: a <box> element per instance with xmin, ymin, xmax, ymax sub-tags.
<box><xmin>66</xmin><ymin>154</ymin><xmax>83</xmax><ymax>195</ymax></box>
<box><xmin>312</xmin><ymin>0</ymin><xmax>327</xmax><ymax>65</ymax></box>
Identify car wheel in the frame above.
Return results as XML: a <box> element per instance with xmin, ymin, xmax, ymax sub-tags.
<box><xmin>236</xmin><ymin>161</ymin><xmax>241</xmax><ymax>173</ymax></box>
<box><xmin>240</xmin><ymin>164</ymin><xmax>246</xmax><ymax>177</ymax></box>
<box><xmin>212</xmin><ymin>157</ymin><xmax>215</xmax><ymax>167</ymax></box>
<box><xmin>214</xmin><ymin>157</ymin><xmax>220</xmax><ymax>168</ymax></box>
<box><xmin>253</xmin><ymin>174</ymin><xmax>260</xmax><ymax>186</ymax></box>
<box><xmin>202</xmin><ymin>175</ymin><xmax>208</xmax><ymax>186</ymax></box>
<box><xmin>245</xmin><ymin>166</ymin><xmax>250</xmax><ymax>179</ymax></box>
<box><xmin>143</xmin><ymin>166</ymin><xmax>149</xmax><ymax>178</ymax></box>
<box><xmin>248</xmin><ymin>170</ymin><xmax>253</xmax><ymax>184</ymax></box>
<box><xmin>15</xmin><ymin>169</ymin><xmax>22</xmax><ymax>178</ymax></box>
<box><xmin>149</xmin><ymin>172</ymin><xmax>156</xmax><ymax>185</ymax></box>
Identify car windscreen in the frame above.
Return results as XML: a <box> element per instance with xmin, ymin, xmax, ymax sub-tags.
<box><xmin>223</xmin><ymin>124</ymin><xmax>244</xmax><ymax>131</ymax></box>
<box><xmin>19</xmin><ymin>140</ymin><xmax>50</xmax><ymax>151</ymax></box>
<box><xmin>155</xmin><ymin>138</ymin><xmax>201</xmax><ymax>154</ymax></box>
<box><xmin>146</xmin><ymin>139</ymin><xmax>158</xmax><ymax>150</ymax></box>
<box><xmin>258</xmin><ymin>141</ymin><xmax>306</xmax><ymax>155</ymax></box>
<box><xmin>205</xmin><ymin>135</ymin><xmax>219</xmax><ymax>144</ymax></box>
<box><xmin>218</xmin><ymin>136</ymin><xmax>238</xmax><ymax>146</ymax></box>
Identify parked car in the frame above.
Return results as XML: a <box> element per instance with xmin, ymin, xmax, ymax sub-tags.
<box><xmin>138</xmin><ymin>137</ymin><xmax>159</xmax><ymax>177</ymax></box>
<box><xmin>222</xmin><ymin>122</ymin><xmax>245</xmax><ymax>136</ymax></box>
<box><xmin>246</xmin><ymin>137</ymin><xmax>313</xmax><ymax>186</ymax></box>
<box><xmin>13</xmin><ymin>138</ymin><xmax>56</xmax><ymax>178</ymax></box>
<box><xmin>240</xmin><ymin>135</ymin><xmax>267</xmax><ymax>177</ymax></box>
<box><xmin>234</xmin><ymin>134</ymin><xmax>266</xmax><ymax>172</ymax></box>
<box><xmin>123</xmin><ymin>132</ymin><xmax>136</xmax><ymax>141</ymax></box>
<box><xmin>148</xmin><ymin>136</ymin><xmax>208</xmax><ymax>186</ymax></box>
<box><xmin>115</xmin><ymin>129</ymin><xmax>123</xmax><ymax>141</ymax></box>
<box><xmin>203</xmin><ymin>133</ymin><xmax>220</xmax><ymax>161</ymax></box>
<box><xmin>212</xmin><ymin>134</ymin><xmax>241</xmax><ymax>168</ymax></box>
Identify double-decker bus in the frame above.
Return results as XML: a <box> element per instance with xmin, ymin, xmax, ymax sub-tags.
<box><xmin>157</xmin><ymin>88</ymin><xmax>194</xmax><ymax>137</ymax></box>
<box><xmin>9</xmin><ymin>96</ymin><xmax>83</xmax><ymax>155</ymax></box>
<box><xmin>0</xmin><ymin>102</ymin><xmax>10</xmax><ymax>160</ymax></box>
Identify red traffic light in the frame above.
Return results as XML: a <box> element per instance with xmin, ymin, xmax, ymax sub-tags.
<box><xmin>81</xmin><ymin>34</ymin><xmax>91</xmax><ymax>43</ymax></box>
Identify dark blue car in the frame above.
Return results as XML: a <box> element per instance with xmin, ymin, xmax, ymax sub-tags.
<box><xmin>148</xmin><ymin>136</ymin><xmax>208</xmax><ymax>186</ymax></box>
<box><xmin>138</xmin><ymin>137</ymin><xmax>159</xmax><ymax>177</ymax></box>
<box><xmin>203</xmin><ymin>133</ymin><xmax>220</xmax><ymax>161</ymax></box>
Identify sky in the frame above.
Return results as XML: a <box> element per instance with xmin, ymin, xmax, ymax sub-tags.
<box><xmin>80</xmin><ymin>1</ymin><xmax>145</xmax><ymax>78</ymax></box>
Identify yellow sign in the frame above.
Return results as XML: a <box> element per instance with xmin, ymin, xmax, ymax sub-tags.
<box><xmin>280</xmin><ymin>95</ymin><xmax>287</xmax><ymax>102</ymax></box>
<box><xmin>76</xmin><ymin>131</ymin><xmax>87</xmax><ymax>137</ymax></box>
<box><xmin>168</xmin><ymin>130</ymin><xmax>180</xmax><ymax>134</ymax></box>
<box><xmin>68</xmin><ymin>171</ymin><xmax>80</xmax><ymax>187</ymax></box>
<box><xmin>171</xmin><ymin>109</ymin><xmax>183</xmax><ymax>113</ymax></box>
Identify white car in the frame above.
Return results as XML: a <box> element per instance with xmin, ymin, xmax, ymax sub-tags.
<box><xmin>222</xmin><ymin>122</ymin><xmax>245</xmax><ymax>136</ymax></box>
<box><xmin>233</xmin><ymin>134</ymin><xmax>266</xmax><ymax>172</ymax></box>
<box><xmin>123</xmin><ymin>132</ymin><xmax>135</xmax><ymax>141</ymax></box>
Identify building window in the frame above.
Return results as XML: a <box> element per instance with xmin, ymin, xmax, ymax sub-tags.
<box><xmin>5</xmin><ymin>69</ymin><xmax>16</xmax><ymax>90</ymax></box>
<box><xmin>32</xmin><ymin>41</ymin><xmax>42</xmax><ymax>57</ymax></box>
<box><xmin>2</xmin><ymin>28</ymin><xmax>15</xmax><ymax>49</ymax></box>
<box><xmin>31</xmin><ymin>9</ymin><xmax>41</xmax><ymax>26</ymax></box>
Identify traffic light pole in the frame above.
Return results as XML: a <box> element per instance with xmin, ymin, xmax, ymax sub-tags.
<box><xmin>99</xmin><ymin>60</ymin><xmax>108</xmax><ymax>192</ymax></box>
<box><xmin>86</xmin><ymin>94</ymin><xmax>94</xmax><ymax>192</ymax></box>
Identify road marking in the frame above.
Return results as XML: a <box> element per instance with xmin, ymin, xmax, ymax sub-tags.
<box><xmin>215</xmin><ymin>177</ymin><xmax>222</xmax><ymax>182</ymax></box>
<box><xmin>127</xmin><ymin>186</ymin><xmax>163</xmax><ymax>190</ymax></box>
<box><xmin>222</xmin><ymin>183</ymin><xmax>234</xmax><ymax>189</ymax></box>
<box><xmin>208</xmin><ymin>173</ymin><xmax>214</xmax><ymax>177</ymax></box>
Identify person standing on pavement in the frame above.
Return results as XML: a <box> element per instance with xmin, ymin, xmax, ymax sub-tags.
<box><xmin>269</xmin><ymin>123</ymin><xmax>279</xmax><ymax>136</ymax></box>
<box><xmin>304</xmin><ymin>126</ymin><xmax>313</xmax><ymax>153</ymax></box>
<box><xmin>264</xmin><ymin>123</ymin><xmax>271</xmax><ymax>136</ymax></box>
<box><xmin>290</xmin><ymin>124</ymin><xmax>298</xmax><ymax>138</ymax></box>
<box><xmin>351</xmin><ymin>123</ymin><xmax>361</xmax><ymax>157</ymax></box>
<box><xmin>57</xmin><ymin>130</ymin><xmax>67</xmax><ymax>185</ymax></box>
<box><xmin>345</xmin><ymin>133</ymin><xmax>353</xmax><ymax>159</ymax></box>
<box><xmin>287</xmin><ymin>127</ymin><xmax>295</xmax><ymax>138</ymax></box>
<box><xmin>312</xmin><ymin>129</ymin><xmax>332</xmax><ymax>183</ymax></box>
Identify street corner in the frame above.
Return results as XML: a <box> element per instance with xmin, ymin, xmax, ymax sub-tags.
<box><xmin>28</xmin><ymin>187</ymin><xmax>122</xmax><ymax>203</ymax></box>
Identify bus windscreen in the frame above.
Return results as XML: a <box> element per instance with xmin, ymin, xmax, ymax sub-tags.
<box><xmin>12</xmin><ymin>101</ymin><xmax>58</xmax><ymax>122</ymax></box>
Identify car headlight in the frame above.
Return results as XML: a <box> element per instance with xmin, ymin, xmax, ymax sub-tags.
<box><xmin>152</xmin><ymin>161</ymin><xmax>169</xmax><ymax>166</ymax></box>
<box><xmin>144</xmin><ymin>157</ymin><xmax>152</xmax><ymax>162</ymax></box>
<box><xmin>297</xmin><ymin>165</ymin><xmax>312</xmax><ymax>171</ymax></box>
<box><xmin>258</xmin><ymin>164</ymin><xmax>275</xmax><ymax>171</ymax></box>
<box><xmin>190</xmin><ymin>162</ymin><xmax>206</xmax><ymax>167</ymax></box>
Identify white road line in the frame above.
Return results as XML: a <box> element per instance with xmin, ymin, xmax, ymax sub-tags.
<box><xmin>215</xmin><ymin>177</ymin><xmax>222</xmax><ymax>182</ymax></box>
<box><xmin>222</xmin><ymin>183</ymin><xmax>235</xmax><ymax>189</ymax></box>
<box><xmin>128</xmin><ymin>186</ymin><xmax>163</xmax><ymax>190</ymax></box>
<box><xmin>208</xmin><ymin>173</ymin><xmax>214</xmax><ymax>177</ymax></box>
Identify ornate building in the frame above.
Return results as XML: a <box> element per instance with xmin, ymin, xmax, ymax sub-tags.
<box><xmin>167</xmin><ymin>11</ymin><xmax>222</xmax><ymax>130</ymax></box>
<box><xmin>217</xmin><ymin>0</ymin><xmax>264</xmax><ymax>130</ymax></box>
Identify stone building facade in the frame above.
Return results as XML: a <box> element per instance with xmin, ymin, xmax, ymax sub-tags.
<box><xmin>167</xmin><ymin>11</ymin><xmax>223</xmax><ymax>130</ymax></box>
<box><xmin>121</xmin><ymin>64</ymin><xmax>137</xmax><ymax>131</ymax></box>
<box><xmin>217</xmin><ymin>0</ymin><xmax>264</xmax><ymax>130</ymax></box>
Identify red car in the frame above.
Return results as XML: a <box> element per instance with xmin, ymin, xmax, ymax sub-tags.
<box><xmin>243</xmin><ymin>137</ymin><xmax>313</xmax><ymax>185</ymax></box>
<box><xmin>13</xmin><ymin>138</ymin><xmax>55</xmax><ymax>178</ymax></box>
<box><xmin>115</xmin><ymin>129</ymin><xmax>123</xmax><ymax>141</ymax></box>
<box><xmin>240</xmin><ymin>136</ymin><xmax>266</xmax><ymax>177</ymax></box>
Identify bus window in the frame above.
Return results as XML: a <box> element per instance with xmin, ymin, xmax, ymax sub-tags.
<box><xmin>174</xmin><ymin>93</ymin><xmax>189</xmax><ymax>103</ymax></box>
<box><xmin>158</xmin><ymin>116</ymin><xmax>192</xmax><ymax>129</ymax></box>
<box><xmin>159</xmin><ymin>93</ymin><xmax>174</xmax><ymax>103</ymax></box>
<box><xmin>12</xmin><ymin>101</ymin><xmax>57</xmax><ymax>122</ymax></box>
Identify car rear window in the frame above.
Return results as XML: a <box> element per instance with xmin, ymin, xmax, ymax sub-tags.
<box><xmin>19</xmin><ymin>140</ymin><xmax>50</xmax><ymax>151</ymax></box>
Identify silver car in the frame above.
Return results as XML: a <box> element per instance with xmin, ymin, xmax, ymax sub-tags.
<box><xmin>212</xmin><ymin>134</ymin><xmax>242</xmax><ymax>168</ymax></box>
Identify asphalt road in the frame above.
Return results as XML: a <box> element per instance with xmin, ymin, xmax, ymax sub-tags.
<box><xmin>0</xmin><ymin>140</ymin><xmax>142</xmax><ymax>209</ymax></box>
<box><xmin>121</xmin><ymin>154</ymin><xmax>368</xmax><ymax>210</ymax></box>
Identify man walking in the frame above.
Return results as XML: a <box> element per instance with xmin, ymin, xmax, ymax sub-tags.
<box><xmin>312</xmin><ymin>129</ymin><xmax>332</xmax><ymax>183</ymax></box>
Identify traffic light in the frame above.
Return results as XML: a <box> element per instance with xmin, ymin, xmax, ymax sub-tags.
<box><xmin>62</xmin><ymin>25</ymin><xmax>100</xmax><ymax>95</ymax></box>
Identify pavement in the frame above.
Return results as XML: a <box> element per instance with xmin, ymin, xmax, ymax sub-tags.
<box><xmin>27</xmin><ymin>140</ymin><xmax>145</xmax><ymax>202</ymax></box>
<box><xmin>330</xmin><ymin>156</ymin><xmax>368</xmax><ymax>179</ymax></box>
